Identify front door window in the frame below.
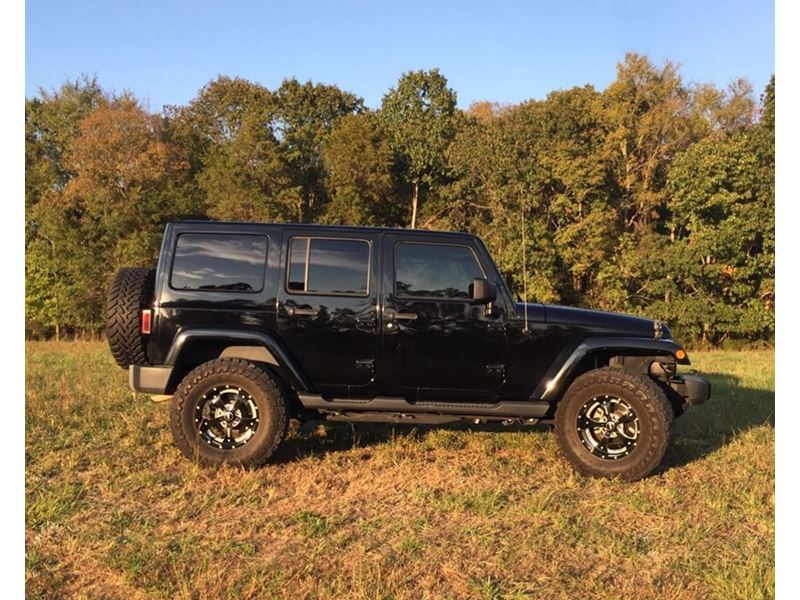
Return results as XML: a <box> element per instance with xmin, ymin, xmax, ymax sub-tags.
<box><xmin>395</xmin><ymin>242</ymin><xmax>484</xmax><ymax>299</ymax></box>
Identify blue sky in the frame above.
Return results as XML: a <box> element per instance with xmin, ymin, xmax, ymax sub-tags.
<box><xmin>25</xmin><ymin>0</ymin><xmax>774</xmax><ymax>111</ymax></box>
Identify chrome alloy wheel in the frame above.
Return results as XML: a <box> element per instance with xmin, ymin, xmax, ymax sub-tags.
<box><xmin>576</xmin><ymin>395</ymin><xmax>639</xmax><ymax>460</ymax></box>
<box><xmin>194</xmin><ymin>386</ymin><xmax>260</xmax><ymax>450</ymax></box>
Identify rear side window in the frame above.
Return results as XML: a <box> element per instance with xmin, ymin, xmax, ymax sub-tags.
<box><xmin>287</xmin><ymin>237</ymin><xmax>370</xmax><ymax>296</ymax></box>
<box><xmin>170</xmin><ymin>233</ymin><xmax>268</xmax><ymax>292</ymax></box>
<box><xmin>395</xmin><ymin>242</ymin><xmax>484</xmax><ymax>299</ymax></box>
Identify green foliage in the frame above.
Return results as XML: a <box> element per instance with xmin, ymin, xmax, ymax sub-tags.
<box><xmin>662</xmin><ymin>133</ymin><xmax>773</xmax><ymax>343</ymax></box>
<box><xmin>381</xmin><ymin>69</ymin><xmax>460</xmax><ymax>227</ymax></box>
<box><xmin>320</xmin><ymin>112</ymin><xmax>405</xmax><ymax>226</ymax></box>
<box><xmin>24</xmin><ymin>58</ymin><xmax>775</xmax><ymax>345</ymax></box>
<box><xmin>26</xmin><ymin>96</ymin><xmax>192</xmax><ymax>337</ymax></box>
<box><xmin>444</xmin><ymin>85</ymin><xmax>615</xmax><ymax>304</ymax></box>
<box><xmin>600</xmin><ymin>53</ymin><xmax>695</xmax><ymax>230</ymax></box>
<box><xmin>175</xmin><ymin>77</ymin><xmax>299</xmax><ymax>221</ymax></box>
<box><xmin>272</xmin><ymin>78</ymin><xmax>364</xmax><ymax>221</ymax></box>
<box><xmin>25</xmin><ymin>77</ymin><xmax>107</xmax><ymax>195</ymax></box>
<box><xmin>198</xmin><ymin>117</ymin><xmax>299</xmax><ymax>222</ymax></box>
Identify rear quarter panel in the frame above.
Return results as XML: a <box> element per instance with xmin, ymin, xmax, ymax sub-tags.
<box><xmin>147</xmin><ymin>223</ymin><xmax>281</xmax><ymax>365</ymax></box>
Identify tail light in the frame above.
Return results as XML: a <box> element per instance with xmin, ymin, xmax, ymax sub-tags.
<box><xmin>140</xmin><ymin>309</ymin><xmax>152</xmax><ymax>335</ymax></box>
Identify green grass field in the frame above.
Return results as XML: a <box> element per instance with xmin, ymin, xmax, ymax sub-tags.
<box><xmin>25</xmin><ymin>342</ymin><xmax>774</xmax><ymax>599</ymax></box>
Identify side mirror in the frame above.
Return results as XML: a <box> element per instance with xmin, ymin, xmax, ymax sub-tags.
<box><xmin>471</xmin><ymin>277</ymin><xmax>497</xmax><ymax>305</ymax></box>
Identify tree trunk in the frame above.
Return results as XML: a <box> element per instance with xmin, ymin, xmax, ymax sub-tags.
<box><xmin>410</xmin><ymin>182</ymin><xmax>419</xmax><ymax>229</ymax></box>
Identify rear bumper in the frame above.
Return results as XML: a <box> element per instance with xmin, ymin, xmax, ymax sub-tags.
<box><xmin>129</xmin><ymin>365</ymin><xmax>173</xmax><ymax>394</ymax></box>
<box><xmin>670</xmin><ymin>374</ymin><xmax>712</xmax><ymax>405</ymax></box>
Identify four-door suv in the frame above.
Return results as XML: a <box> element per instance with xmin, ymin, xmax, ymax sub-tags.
<box><xmin>107</xmin><ymin>221</ymin><xmax>710</xmax><ymax>480</ymax></box>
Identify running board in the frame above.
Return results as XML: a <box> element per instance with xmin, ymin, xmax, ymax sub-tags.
<box><xmin>297</xmin><ymin>393</ymin><xmax>551</xmax><ymax>418</ymax></box>
<box><xmin>325</xmin><ymin>412</ymin><xmax>465</xmax><ymax>425</ymax></box>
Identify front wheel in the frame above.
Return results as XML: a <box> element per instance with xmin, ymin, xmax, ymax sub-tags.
<box><xmin>170</xmin><ymin>358</ymin><xmax>288</xmax><ymax>467</ymax></box>
<box><xmin>554</xmin><ymin>368</ymin><xmax>674</xmax><ymax>481</ymax></box>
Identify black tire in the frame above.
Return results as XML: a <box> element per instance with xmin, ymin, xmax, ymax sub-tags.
<box><xmin>106</xmin><ymin>267</ymin><xmax>155</xmax><ymax>368</ymax></box>
<box><xmin>555</xmin><ymin>368</ymin><xmax>674</xmax><ymax>481</ymax></box>
<box><xmin>169</xmin><ymin>358</ymin><xmax>288</xmax><ymax>468</ymax></box>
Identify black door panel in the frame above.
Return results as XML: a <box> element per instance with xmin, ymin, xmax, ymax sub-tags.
<box><xmin>384</xmin><ymin>300</ymin><xmax>505</xmax><ymax>391</ymax></box>
<box><xmin>277</xmin><ymin>232</ymin><xmax>379</xmax><ymax>391</ymax></box>
<box><xmin>380</xmin><ymin>235</ymin><xmax>507</xmax><ymax>399</ymax></box>
<box><xmin>280</xmin><ymin>295</ymin><xmax>378</xmax><ymax>386</ymax></box>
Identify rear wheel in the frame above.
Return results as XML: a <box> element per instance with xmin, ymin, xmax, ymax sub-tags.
<box><xmin>170</xmin><ymin>358</ymin><xmax>288</xmax><ymax>467</ymax></box>
<box><xmin>555</xmin><ymin>368</ymin><xmax>673</xmax><ymax>481</ymax></box>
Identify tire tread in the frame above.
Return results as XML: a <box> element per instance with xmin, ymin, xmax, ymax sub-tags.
<box><xmin>554</xmin><ymin>367</ymin><xmax>674</xmax><ymax>481</ymax></box>
<box><xmin>169</xmin><ymin>358</ymin><xmax>288</xmax><ymax>468</ymax></box>
<box><xmin>106</xmin><ymin>267</ymin><xmax>155</xmax><ymax>368</ymax></box>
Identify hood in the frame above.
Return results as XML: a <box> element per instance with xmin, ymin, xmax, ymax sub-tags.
<box><xmin>516</xmin><ymin>302</ymin><xmax>664</xmax><ymax>338</ymax></box>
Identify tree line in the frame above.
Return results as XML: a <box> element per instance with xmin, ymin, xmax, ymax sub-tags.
<box><xmin>25</xmin><ymin>53</ymin><xmax>774</xmax><ymax>346</ymax></box>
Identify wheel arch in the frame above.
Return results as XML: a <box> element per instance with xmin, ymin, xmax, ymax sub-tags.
<box><xmin>534</xmin><ymin>336</ymin><xmax>689</xmax><ymax>403</ymax></box>
<box><xmin>162</xmin><ymin>329</ymin><xmax>313</xmax><ymax>395</ymax></box>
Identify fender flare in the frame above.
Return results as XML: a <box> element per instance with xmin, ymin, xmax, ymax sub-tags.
<box><xmin>533</xmin><ymin>336</ymin><xmax>689</xmax><ymax>401</ymax></box>
<box><xmin>164</xmin><ymin>328</ymin><xmax>313</xmax><ymax>392</ymax></box>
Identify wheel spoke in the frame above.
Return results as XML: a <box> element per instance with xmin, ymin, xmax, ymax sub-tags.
<box><xmin>581</xmin><ymin>415</ymin><xmax>606</xmax><ymax>429</ymax></box>
<box><xmin>196</xmin><ymin>386</ymin><xmax>260</xmax><ymax>450</ymax></box>
<box><xmin>578</xmin><ymin>395</ymin><xmax>638</xmax><ymax>460</ymax></box>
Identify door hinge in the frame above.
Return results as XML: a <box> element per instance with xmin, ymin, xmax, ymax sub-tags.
<box><xmin>355</xmin><ymin>359</ymin><xmax>375</xmax><ymax>371</ymax></box>
<box><xmin>486</xmin><ymin>363</ymin><xmax>505</xmax><ymax>376</ymax></box>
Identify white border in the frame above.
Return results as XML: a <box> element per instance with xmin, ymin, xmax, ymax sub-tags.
<box><xmin>2</xmin><ymin>0</ymin><xmax>25</xmax><ymax>597</ymax></box>
<box><xmin>775</xmin><ymin>0</ymin><xmax>795</xmax><ymax>597</ymax></box>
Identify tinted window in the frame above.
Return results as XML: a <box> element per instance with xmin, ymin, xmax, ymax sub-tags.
<box><xmin>395</xmin><ymin>243</ymin><xmax>484</xmax><ymax>299</ymax></box>
<box><xmin>287</xmin><ymin>237</ymin><xmax>369</xmax><ymax>295</ymax></box>
<box><xmin>171</xmin><ymin>234</ymin><xmax>267</xmax><ymax>292</ymax></box>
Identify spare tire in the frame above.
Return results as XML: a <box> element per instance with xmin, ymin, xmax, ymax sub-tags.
<box><xmin>106</xmin><ymin>267</ymin><xmax>155</xmax><ymax>368</ymax></box>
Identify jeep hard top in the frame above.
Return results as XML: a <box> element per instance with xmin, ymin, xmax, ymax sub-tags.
<box><xmin>107</xmin><ymin>221</ymin><xmax>710</xmax><ymax>480</ymax></box>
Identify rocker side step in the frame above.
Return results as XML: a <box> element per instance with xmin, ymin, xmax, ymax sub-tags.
<box><xmin>297</xmin><ymin>393</ymin><xmax>551</xmax><ymax>418</ymax></box>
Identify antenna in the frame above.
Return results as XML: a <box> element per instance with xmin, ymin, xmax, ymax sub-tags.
<box><xmin>521</xmin><ymin>204</ymin><xmax>529</xmax><ymax>333</ymax></box>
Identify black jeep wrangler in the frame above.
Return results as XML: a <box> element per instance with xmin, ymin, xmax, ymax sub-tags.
<box><xmin>107</xmin><ymin>221</ymin><xmax>710</xmax><ymax>480</ymax></box>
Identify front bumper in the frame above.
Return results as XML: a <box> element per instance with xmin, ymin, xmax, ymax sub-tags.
<box><xmin>670</xmin><ymin>374</ymin><xmax>712</xmax><ymax>405</ymax></box>
<box><xmin>129</xmin><ymin>365</ymin><xmax>173</xmax><ymax>394</ymax></box>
